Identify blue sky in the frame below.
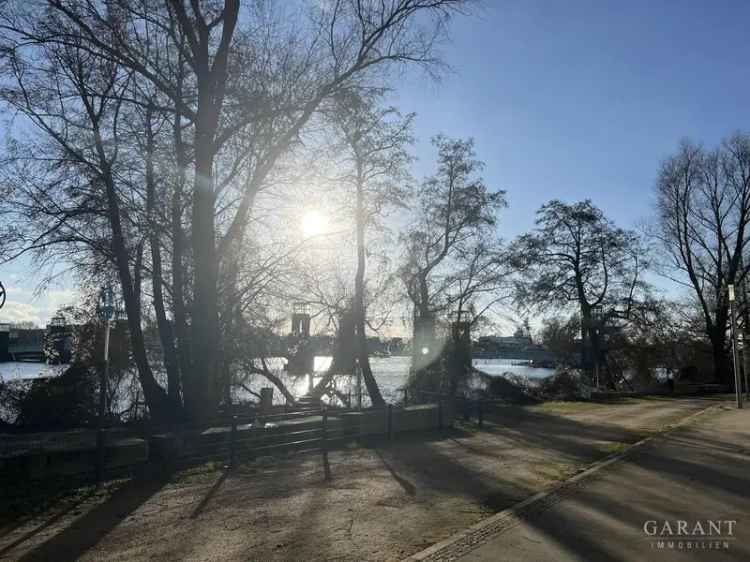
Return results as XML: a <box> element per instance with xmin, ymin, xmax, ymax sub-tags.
<box><xmin>2</xmin><ymin>0</ymin><xmax>749</xmax><ymax>327</ymax></box>
<box><xmin>391</xmin><ymin>0</ymin><xmax>750</xmax><ymax>237</ymax></box>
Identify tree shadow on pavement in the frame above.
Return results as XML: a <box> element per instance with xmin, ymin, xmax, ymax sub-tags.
<box><xmin>372</xmin><ymin>430</ymin><xmax>530</xmax><ymax>511</ymax></box>
<box><xmin>13</xmin><ymin>475</ymin><xmax>167</xmax><ymax>562</ymax></box>
<box><xmin>466</xmin><ymin>414</ymin><xmax>750</xmax><ymax>562</ymax></box>
<box><xmin>0</xmin><ymin>489</ymin><xmax>97</xmax><ymax>559</ymax></box>
<box><xmin>189</xmin><ymin>469</ymin><xmax>230</xmax><ymax>519</ymax></box>
<box><xmin>478</xmin><ymin>408</ymin><xmax>643</xmax><ymax>459</ymax></box>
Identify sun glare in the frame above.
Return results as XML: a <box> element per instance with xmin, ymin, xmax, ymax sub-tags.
<box><xmin>301</xmin><ymin>211</ymin><xmax>326</xmax><ymax>237</ymax></box>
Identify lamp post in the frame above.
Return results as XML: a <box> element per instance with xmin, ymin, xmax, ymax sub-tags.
<box><xmin>591</xmin><ymin>305</ymin><xmax>603</xmax><ymax>389</ymax></box>
<box><xmin>740</xmin><ymin>254</ymin><xmax>750</xmax><ymax>400</ymax></box>
<box><xmin>728</xmin><ymin>284</ymin><xmax>743</xmax><ymax>409</ymax></box>
<box><xmin>96</xmin><ymin>285</ymin><xmax>117</xmax><ymax>484</ymax></box>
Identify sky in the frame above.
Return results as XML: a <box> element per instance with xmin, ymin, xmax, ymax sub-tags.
<box><xmin>391</xmin><ymin>0</ymin><xmax>750</xmax><ymax>237</ymax></box>
<box><xmin>2</xmin><ymin>0</ymin><xmax>750</xmax><ymax>328</ymax></box>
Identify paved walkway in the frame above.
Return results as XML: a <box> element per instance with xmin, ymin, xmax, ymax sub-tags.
<box><xmin>407</xmin><ymin>403</ymin><xmax>750</xmax><ymax>562</ymax></box>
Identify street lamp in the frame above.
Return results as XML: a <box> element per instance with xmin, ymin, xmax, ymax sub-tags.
<box><xmin>97</xmin><ymin>285</ymin><xmax>117</xmax><ymax>415</ymax></box>
<box><xmin>727</xmin><ymin>284</ymin><xmax>743</xmax><ymax>409</ymax></box>
<box><xmin>591</xmin><ymin>305</ymin><xmax>603</xmax><ymax>389</ymax></box>
<box><xmin>738</xmin><ymin>254</ymin><xmax>750</xmax><ymax>401</ymax></box>
<box><xmin>95</xmin><ymin>285</ymin><xmax>120</xmax><ymax>484</ymax></box>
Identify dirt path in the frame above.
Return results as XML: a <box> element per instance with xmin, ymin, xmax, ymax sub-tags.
<box><xmin>0</xmin><ymin>396</ymin><xmax>725</xmax><ymax>562</ymax></box>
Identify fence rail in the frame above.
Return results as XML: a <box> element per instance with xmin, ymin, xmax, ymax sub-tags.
<box><xmin>2</xmin><ymin>402</ymin><xmax>456</xmax><ymax>483</ymax></box>
<box><xmin>172</xmin><ymin>403</ymin><xmax>445</xmax><ymax>470</ymax></box>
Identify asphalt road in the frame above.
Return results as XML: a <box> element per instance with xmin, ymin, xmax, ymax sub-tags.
<box><xmin>422</xmin><ymin>402</ymin><xmax>750</xmax><ymax>562</ymax></box>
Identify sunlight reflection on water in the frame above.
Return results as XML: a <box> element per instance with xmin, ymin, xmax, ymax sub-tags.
<box><xmin>238</xmin><ymin>356</ymin><xmax>553</xmax><ymax>405</ymax></box>
<box><xmin>0</xmin><ymin>356</ymin><xmax>554</xmax><ymax>409</ymax></box>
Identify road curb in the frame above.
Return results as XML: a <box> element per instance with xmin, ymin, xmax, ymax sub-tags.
<box><xmin>402</xmin><ymin>400</ymin><xmax>726</xmax><ymax>562</ymax></box>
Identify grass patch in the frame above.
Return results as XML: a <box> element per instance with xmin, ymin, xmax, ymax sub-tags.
<box><xmin>528</xmin><ymin>401</ymin><xmax>604</xmax><ymax>415</ymax></box>
<box><xmin>172</xmin><ymin>460</ymin><xmax>225</xmax><ymax>483</ymax></box>
<box><xmin>600</xmin><ymin>441</ymin><xmax>629</xmax><ymax>455</ymax></box>
<box><xmin>532</xmin><ymin>461</ymin><xmax>579</xmax><ymax>482</ymax></box>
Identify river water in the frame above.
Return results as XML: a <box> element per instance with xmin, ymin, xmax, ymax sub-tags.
<box><xmin>249</xmin><ymin>356</ymin><xmax>554</xmax><ymax>404</ymax></box>
<box><xmin>0</xmin><ymin>362</ymin><xmax>67</xmax><ymax>382</ymax></box>
<box><xmin>0</xmin><ymin>356</ymin><xmax>555</xmax><ymax>406</ymax></box>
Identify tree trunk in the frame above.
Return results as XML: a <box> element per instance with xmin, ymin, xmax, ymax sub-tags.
<box><xmin>102</xmin><ymin>168</ymin><xmax>172</xmax><ymax>422</ymax></box>
<box><xmin>171</xmin><ymin>110</ymin><xmax>192</xmax><ymax>396</ymax></box>
<box><xmin>580</xmin><ymin>304</ymin><xmax>595</xmax><ymax>384</ymax></box>
<box><xmin>145</xmin><ymin>106</ymin><xmax>182</xmax><ymax>409</ymax></box>
<box><xmin>312</xmin><ymin>308</ymin><xmax>356</xmax><ymax>399</ymax></box>
<box><xmin>354</xmin><ymin>175</ymin><xmax>385</xmax><ymax>407</ymax></box>
<box><xmin>178</xmin><ymin>1</ymin><xmax>241</xmax><ymax>420</ymax></box>
<box><xmin>256</xmin><ymin>363</ymin><xmax>297</xmax><ymax>406</ymax></box>
<box><xmin>186</xmin><ymin>103</ymin><xmax>221</xmax><ymax>421</ymax></box>
<box><xmin>710</xmin><ymin>330</ymin><xmax>731</xmax><ymax>384</ymax></box>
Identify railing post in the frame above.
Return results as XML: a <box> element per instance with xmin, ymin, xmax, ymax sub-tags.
<box><xmin>437</xmin><ymin>398</ymin><xmax>443</xmax><ymax>430</ymax></box>
<box><xmin>230</xmin><ymin>415</ymin><xmax>238</xmax><ymax>468</ymax></box>
<box><xmin>403</xmin><ymin>388</ymin><xmax>408</xmax><ymax>407</ymax></box>
<box><xmin>387</xmin><ymin>404</ymin><xmax>393</xmax><ymax>440</ymax></box>
<box><xmin>321</xmin><ymin>407</ymin><xmax>327</xmax><ymax>444</ymax></box>
<box><xmin>477</xmin><ymin>400</ymin><xmax>483</xmax><ymax>428</ymax></box>
<box><xmin>321</xmin><ymin>407</ymin><xmax>331</xmax><ymax>481</ymax></box>
<box><xmin>95</xmin><ymin>427</ymin><xmax>105</xmax><ymax>486</ymax></box>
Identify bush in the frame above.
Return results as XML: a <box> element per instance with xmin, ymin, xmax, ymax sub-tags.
<box><xmin>534</xmin><ymin>370</ymin><xmax>588</xmax><ymax>400</ymax></box>
<box><xmin>480</xmin><ymin>372</ymin><xmax>536</xmax><ymax>403</ymax></box>
<box><xmin>14</xmin><ymin>364</ymin><xmax>99</xmax><ymax>430</ymax></box>
<box><xmin>405</xmin><ymin>361</ymin><xmax>445</xmax><ymax>401</ymax></box>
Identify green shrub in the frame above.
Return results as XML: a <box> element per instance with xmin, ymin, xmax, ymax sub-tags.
<box><xmin>14</xmin><ymin>364</ymin><xmax>98</xmax><ymax>429</ymax></box>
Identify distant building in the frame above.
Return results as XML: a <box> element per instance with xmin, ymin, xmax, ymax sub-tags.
<box><xmin>0</xmin><ymin>324</ymin><xmax>9</xmax><ymax>362</ymax></box>
<box><xmin>473</xmin><ymin>328</ymin><xmax>559</xmax><ymax>364</ymax></box>
<box><xmin>0</xmin><ymin>318</ymin><xmax>74</xmax><ymax>363</ymax></box>
<box><xmin>45</xmin><ymin>314</ymin><xmax>73</xmax><ymax>364</ymax></box>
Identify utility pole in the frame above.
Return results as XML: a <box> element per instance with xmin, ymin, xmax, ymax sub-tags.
<box><xmin>591</xmin><ymin>305</ymin><xmax>602</xmax><ymax>389</ymax></box>
<box><xmin>728</xmin><ymin>284</ymin><xmax>743</xmax><ymax>409</ymax></box>
<box><xmin>740</xmin><ymin>254</ymin><xmax>750</xmax><ymax>400</ymax></box>
<box><xmin>96</xmin><ymin>285</ymin><xmax>116</xmax><ymax>485</ymax></box>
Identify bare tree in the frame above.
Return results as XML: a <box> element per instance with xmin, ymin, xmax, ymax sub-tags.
<box><xmin>652</xmin><ymin>134</ymin><xmax>750</xmax><ymax>384</ymax></box>
<box><xmin>306</xmin><ymin>92</ymin><xmax>414</xmax><ymax>406</ymax></box>
<box><xmin>400</xmin><ymin>136</ymin><xmax>506</xmax><ymax>374</ymax></box>
<box><xmin>512</xmin><ymin>200</ymin><xmax>648</xmax><ymax>387</ymax></box>
<box><xmin>0</xmin><ymin>23</ymin><xmax>182</xmax><ymax>418</ymax></box>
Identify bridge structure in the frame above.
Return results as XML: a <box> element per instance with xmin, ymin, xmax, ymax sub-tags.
<box><xmin>7</xmin><ymin>343</ymin><xmax>46</xmax><ymax>362</ymax></box>
<box><xmin>0</xmin><ymin>282</ymin><xmax>55</xmax><ymax>363</ymax></box>
<box><xmin>0</xmin><ymin>326</ymin><xmax>49</xmax><ymax>363</ymax></box>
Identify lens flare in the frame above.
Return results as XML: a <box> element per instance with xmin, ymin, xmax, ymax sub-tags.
<box><xmin>301</xmin><ymin>211</ymin><xmax>326</xmax><ymax>237</ymax></box>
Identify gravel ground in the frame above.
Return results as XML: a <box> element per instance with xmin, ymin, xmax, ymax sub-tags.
<box><xmin>0</xmin><ymin>396</ymin><xmax>723</xmax><ymax>562</ymax></box>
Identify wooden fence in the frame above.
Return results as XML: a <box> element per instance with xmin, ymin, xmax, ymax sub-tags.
<box><xmin>2</xmin><ymin>402</ymin><xmax>453</xmax><ymax>483</ymax></box>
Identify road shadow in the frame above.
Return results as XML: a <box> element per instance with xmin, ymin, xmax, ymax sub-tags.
<box><xmin>369</xmin><ymin>429</ymin><xmax>528</xmax><ymax>512</ymax></box>
<box><xmin>0</xmin><ymin>489</ymin><xmax>96</xmax><ymax>559</ymax></box>
<box><xmin>14</xmin><ymin>475</ymin><xmax>167</xmax><ymax>562</ymax></box>
<box><xmin>189</xmin><ymin>469</ymin><xmax>229</xmax><ymax>519</ymax></box>
<box><xmin>374</xmin><ymin>449</ymin><xmax>416</xmax><ymax>496</ymax></box>
<box><xmin>458</xmin><ymin>408</ymin><xmax>750</xmax><ymax>561</ymax></box>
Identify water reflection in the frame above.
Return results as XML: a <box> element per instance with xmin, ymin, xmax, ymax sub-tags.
<box><xmin>238</xmin><ymin>356</ymin><xmax>554</xmax><ymax>406</ymax></box>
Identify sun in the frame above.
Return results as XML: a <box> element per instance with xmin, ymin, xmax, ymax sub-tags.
<box><xmin>301</xmin><ymin>211</ymin><xmax>326</xmax><ymax>237</ymax></box>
